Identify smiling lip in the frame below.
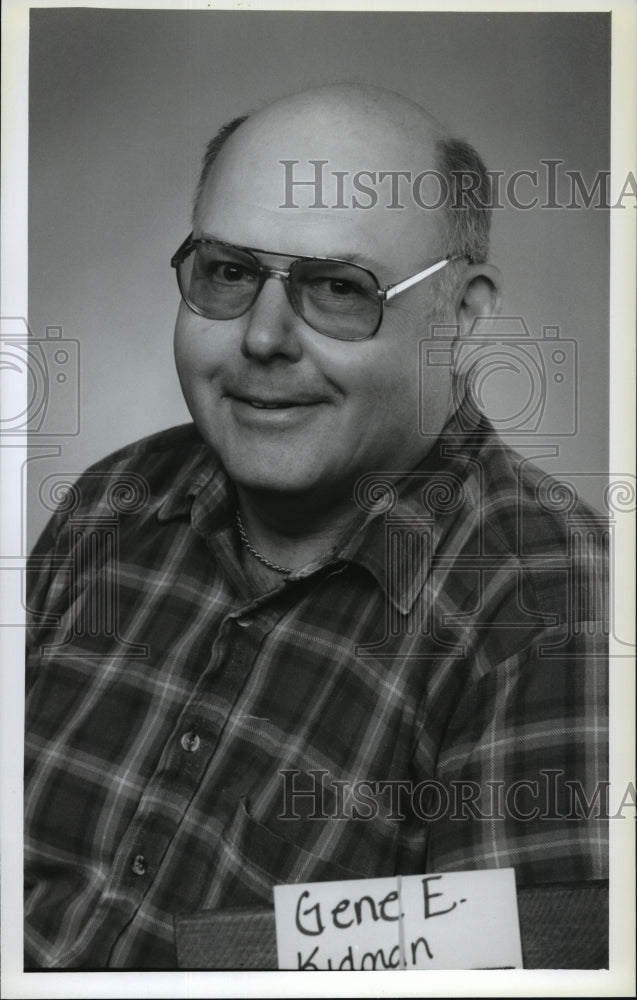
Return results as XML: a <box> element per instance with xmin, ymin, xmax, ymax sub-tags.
<box><xmin>245</xmin><ymin>400</ymin><xmax>312</xmax><ymax>409</ymax></box>
<box><xmin>231</xmin><ymin>394</ymin><xmax>324</xmax><ymax>408</ymax></box>
<box><xmin>229</xmin><ymin>394</ymin><xmax>326</xmax><ymax>426</ymax></box>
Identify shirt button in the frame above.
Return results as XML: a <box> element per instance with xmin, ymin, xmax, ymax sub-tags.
<box><xmin>131</xmin><ymin>854</ymin><xmax>148</xmax><ymax>876</ymax></box>
<box><xmin>236</xmin><ymin>616</ymin><xmax>252</xmax><ymax>628</ymax></box>
<box><xmin>181</xmin><ymin>730</ymin><xmax>201</xmax><ymax>753</ymax></box>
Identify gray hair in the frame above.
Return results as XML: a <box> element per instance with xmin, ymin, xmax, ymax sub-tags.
<box><xmin>192</xmin><ymin>115</ymin><xmax>249</xmax><ymax>224</ymax></box>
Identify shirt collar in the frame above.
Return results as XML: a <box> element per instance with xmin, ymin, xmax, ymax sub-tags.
<box><xmin>156</xmin><ymin>443</ymin><xmax>224</xmax><ymax>523</ymax></box>
<box><xmin>155</xmin><ymin>405</ymin><xmax>488</xmax><ymax>615</ymax></box>
<box><xmin>335</xmin><ymin>405</ymin><xmax>489</xmax><ymax>614</ymax></box>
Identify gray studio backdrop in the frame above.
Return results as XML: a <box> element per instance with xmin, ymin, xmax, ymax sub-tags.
<box><xmin>26</xmin><ymin>9</ymin><xmax>610</xmax><ymax>546</ymax></box>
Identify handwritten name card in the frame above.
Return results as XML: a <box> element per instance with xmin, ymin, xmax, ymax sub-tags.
<box><xmin>274</xmin><ymin>868</ymin><xmax>522</xmax><ymax>970</ymax></box>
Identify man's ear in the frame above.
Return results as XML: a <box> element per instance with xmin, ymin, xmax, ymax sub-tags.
<box><xmin>454</xmin><ymin>264</ymin><xmax>503</xmax><ymax>338</ymax></box>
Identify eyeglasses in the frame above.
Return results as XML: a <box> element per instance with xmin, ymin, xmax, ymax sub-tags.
<box><xmin>171</xmin><ymin>233</ymin><xmax>465</xmax><ymax>342</ymax></box>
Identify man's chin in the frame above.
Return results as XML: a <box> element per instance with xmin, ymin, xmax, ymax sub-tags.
<box><xmin>224</xmin><ymin>466</ymin><xmax>319</xmax><ymax>499</ymax></box>
<box><xmin>220</xmin><ymin>451</ymin><xmax>356</xmax><ymax>512</ymax></box>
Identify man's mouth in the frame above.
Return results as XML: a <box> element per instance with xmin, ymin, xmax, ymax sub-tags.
<box><xmin>227</xmin><ymin>393</ymin><xmax>327</xmax><ymax>427</ymax></box>
<box><xmin>247</xmin><ymin>399</ymin><xmax>302</xmax><ymax>409</ymax></box>
<box><xmin>232</xmin><ymin>393</ymin><xmax>322</xmax><ymax>409</ymax></box>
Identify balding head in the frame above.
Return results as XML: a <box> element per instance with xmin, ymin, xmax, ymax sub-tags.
<box><xmin>193</xmin><ymin>84</ymin><xmax>492</xmax><ymax>268</ymax></box>
<box><xmin>217</xmin><ymin>83</ymin><xmax>448</xmax><ymax>167</ymax></box>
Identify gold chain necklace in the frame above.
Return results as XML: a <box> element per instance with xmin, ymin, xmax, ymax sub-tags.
<box><xmin>235</xmin><ymin>511</ymin><xmax>293</xmax><ymax>575</ymax></box>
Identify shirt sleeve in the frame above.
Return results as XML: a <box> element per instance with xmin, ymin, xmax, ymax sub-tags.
<box><xmin>25</xmin><ymin>508</ymin><xmax>68</xmax><ymax>694</ymax></box>
<box><xmin>421</xmin><ymin>625</ymin><xmax>608</xmax><ymax>885</ymax></box>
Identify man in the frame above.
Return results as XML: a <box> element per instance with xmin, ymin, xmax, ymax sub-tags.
<box><xmin>25</xmin><ymin>85</ymin><xmax>608</xmax><ymax>969</ymax></box>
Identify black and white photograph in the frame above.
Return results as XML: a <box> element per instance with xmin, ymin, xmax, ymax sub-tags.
<box><xmin>1</xmin><ymin>1</ymin><xmax>635</xmax><ymax>996</ymax></box>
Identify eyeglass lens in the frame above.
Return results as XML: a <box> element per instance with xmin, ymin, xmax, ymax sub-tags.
<box><xmin>178</xmin><ymin>242</ymin><xmax>381</xmax><ymax>340</ymax></box>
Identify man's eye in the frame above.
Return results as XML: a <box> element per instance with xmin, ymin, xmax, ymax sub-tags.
<box><xmin>326</xmin><ymin>278</ymin><xmax>358</xmax><ymax>296</ymax></box>
<box><xmin>310</xmin><ymin>276</ymin><xmax>368</xmax><ymax>299</ymax></box>
<box><xmin>216</xmin><ymin>262</ymin><xmax>255</xmax><ymax>284</ymax></box>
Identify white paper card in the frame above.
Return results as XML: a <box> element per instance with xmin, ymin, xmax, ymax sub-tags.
<box><xmin>274</xmin><ymin>868</ymin><xmax>522</xmax><ymax>970</ymax></box>
<box><xmin>399</xmin><ymin>868</ymin><xmax>523</xmax><ymax>970</ymax></box>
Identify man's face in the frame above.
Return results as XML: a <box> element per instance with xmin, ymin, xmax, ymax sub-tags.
<box><xmin>174</xmin><ymin>98</ymin><xmax>456</xmax><ymax>507</ymax></box>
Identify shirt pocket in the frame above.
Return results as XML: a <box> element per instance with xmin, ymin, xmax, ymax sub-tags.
<box><xmin>173</xmin><ymin>796</ymin><xmax>400</xmax><ymax>967</ymax></box>
<box><xmin>226</xmin><ymin>796</ymin><xmax>373</xmax><ymax>888</ymax></box>
<box><xmin>195</xmin><ymin>793</ymin><xmax>397</xmax><ymax>913</ymax></box>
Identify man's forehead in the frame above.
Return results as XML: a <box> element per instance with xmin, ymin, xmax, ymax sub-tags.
<box><xmin>195</xmin><ymin>210</ymin><xmax>394</xmax><ymax>271</ymax></box>
<box><xmin>195</xmin><ymin>93</ymin><xmax>446</xmax><ymax>264</ymax></box>
<box><xmin>209</xmin><ymin>92</ymin><xmax>440</xmax><ymax>190</ymax></box>
<box><xmin>196</xmin><ymin>186</ymin><xmax>445</xmax><ymax>273</ymax></box>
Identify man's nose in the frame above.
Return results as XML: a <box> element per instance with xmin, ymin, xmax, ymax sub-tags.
<box><xmin>240</xmin><ymin>274</ymin><xmax>303</xmax><ymax>363</ymax></box>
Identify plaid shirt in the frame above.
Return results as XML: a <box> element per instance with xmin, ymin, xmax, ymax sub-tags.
<box><xmin>24</xmin><ymin>410</ymin><xmax>608</xmax><ymax>969</ymax></box>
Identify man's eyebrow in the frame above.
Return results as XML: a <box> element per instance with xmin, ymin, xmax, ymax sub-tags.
<box><xmin>332</xmin><ymin>249</ymin><xmax>379</xmax><ymax>269</ymax></box>
<box><xmin>194</xmin><ymin>231</ymin><xmax>380</xmax><ymax>271</ymax></box>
